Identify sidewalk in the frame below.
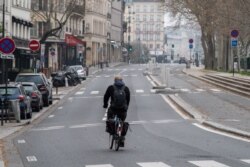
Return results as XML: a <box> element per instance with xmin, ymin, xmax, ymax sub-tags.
<box><xmin>149</xmin><ymin>64</ymin><xmax>250</xmax><ymax>139</ymax></box>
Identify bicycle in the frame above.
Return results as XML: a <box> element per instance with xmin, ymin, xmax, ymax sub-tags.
<box><xmin>108</xmin><ymin>115</ymin><xmax>124</xmax><ymax>151</ymax></box>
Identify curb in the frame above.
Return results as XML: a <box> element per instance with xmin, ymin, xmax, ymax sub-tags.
<box><xmin>147</xmin><ymin>71</ymin><xmax>250</xmax><ymax>140</ymax></box>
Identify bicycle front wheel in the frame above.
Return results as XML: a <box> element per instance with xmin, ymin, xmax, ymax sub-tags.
<box><xmin>114</xmin><ymin>138</ymin><xmax>120</xmax><ymax>151</ymax></box>
<box><xmin>109</xmin><ymin>134</ymin><xmax>114</xmax><ymax>150</ymax></box>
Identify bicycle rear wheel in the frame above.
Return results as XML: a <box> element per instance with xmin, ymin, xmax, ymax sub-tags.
<box><xmin>109</xmin><ymin>134</ymin><xmax>114</xmax><ymax>150</ymax></box>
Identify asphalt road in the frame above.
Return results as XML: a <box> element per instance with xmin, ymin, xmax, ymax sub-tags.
<box><xmin>10</xmin><ymin>64</ymin><xmax>250</xmax><ymax>167</ymax></box>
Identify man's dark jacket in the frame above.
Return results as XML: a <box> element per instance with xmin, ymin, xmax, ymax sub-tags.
<box><xmin>103</xmin><ymin>81</ymin><xmax>130</xmax><ymax>109</ymax></box>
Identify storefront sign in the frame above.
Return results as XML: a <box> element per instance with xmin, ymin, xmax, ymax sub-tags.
<box><xmin>65</xmin><ymin>34</ymin><xmax>86</xmax><ymax>46</ymax></box>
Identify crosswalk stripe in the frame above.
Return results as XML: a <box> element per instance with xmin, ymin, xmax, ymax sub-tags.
<box><xmin>180</xmin><ymin>88</ymin><xmax>190</xmax><ymax>92</ymax></box>
<box><xmin>241</xmin><ymin>159</ymin><xmax>250</xmax><ymax>164</ymax></box>
<box><xmin>86</xmin><ymin>165</ymin><xmax>113</xmax><ymax>167</ymax></box>
<box><xmin>137</xmin><ymin>162</ymin><xmax>171</xmax><ymax>167</ymax></box>
<box><xmin>189</xmin><ymin>160</ymin><xmax>230</xmax><ymax>167</ymax></box>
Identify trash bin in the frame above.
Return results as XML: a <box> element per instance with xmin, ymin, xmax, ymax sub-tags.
<box><xmin>8</xmin><ymin>100</ymin><xmax>21</xmax><ymax>123</ymax></box>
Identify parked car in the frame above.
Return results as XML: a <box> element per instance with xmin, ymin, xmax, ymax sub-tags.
<box><xmin>21</xmin><ymin>82</ymin><xmax>43</xmax><ymax>112</ymax></box>
<box><xmin>66</xmin><ymin>65</ymin><xmax>86</xmax><ymax>80</ymax></box>
<box><xmin>0</xmin><ymin>83</ymin><xmax>32</xmax><ymax>119</ymax></box>
<box><xmin>15</xmin><ymin>73</ymin><xmax>53</xmax><ymax>107</ymax></box>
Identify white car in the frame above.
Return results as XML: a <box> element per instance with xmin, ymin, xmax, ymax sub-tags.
<box><xmin>67</xmin><ymin>65</ymin><xmax>86</xmax><ymax>80</ymax></box>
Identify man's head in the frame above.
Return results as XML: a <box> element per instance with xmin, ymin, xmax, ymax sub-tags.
<box><xmin>114</xmin><ymin>75</ymin><xmax>123</xmax><ymax>81</ymax></box>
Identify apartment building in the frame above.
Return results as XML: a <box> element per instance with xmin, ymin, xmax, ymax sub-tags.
<box><xmin>30</xmin><ymin>0</ymin><xmax>85</xmax><ymax>74</ymax></box>
<box><xmin>0</xmin><ymin>0</ymin><xmax>32</xmax><ymax>82</ymax></box>
<box><xmin>124</xmin><ymin>0</ymin><xmax>165</xmax><ymax>57</ymax></box>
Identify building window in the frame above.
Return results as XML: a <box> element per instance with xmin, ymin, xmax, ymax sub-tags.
<box><xmin>143</xmin><ymin>15</ymin><xmax>146</xmax><ymax>21</ymax></box>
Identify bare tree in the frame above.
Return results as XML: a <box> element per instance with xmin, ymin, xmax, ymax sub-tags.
<box><xmin>31</xmin><ymin>0</ymin><xmax>85</xmax><ymax>43</ymax></box>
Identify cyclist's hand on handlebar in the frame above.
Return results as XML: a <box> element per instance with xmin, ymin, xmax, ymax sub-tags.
<box><xmin>103</xmin><ymin>104</ymin><xmax>108</xmax><ymax>109</ymax></box>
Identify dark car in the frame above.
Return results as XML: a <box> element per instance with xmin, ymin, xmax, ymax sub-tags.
<box><xmin>0</xmin><ymin>83</ymin><xmax>32</xmax><ymax>119</ymax></box>
<box><xmin>21</xmin><ymin>82</ymin><xmax>43</xmax><ymax>112</ymax></box>
<box><xmin>15</xmin><ymin>73</ymin><xmax>53</xmax><ymax>106</ymax></box>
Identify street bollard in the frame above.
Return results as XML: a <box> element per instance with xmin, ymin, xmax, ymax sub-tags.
<box><xmin>65</xmin><ymin>77</ymin><xmax>68</xmax><ymax>87</ymax></box>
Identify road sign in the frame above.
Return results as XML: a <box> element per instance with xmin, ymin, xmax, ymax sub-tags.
<box><xmin>231</xmin><ymin>39</ymin><xmax>238</xmax><ymax>47</ymax></box>
<box><xmin>189</xmin><ymin>39</ymin><xmax>193</xmax><ymax>43</ymax></box>
<box><xmin>231</xmin><ymin>30</ymin><xmax>239</xmax><ymax>38</ymax></box>
<box><xmin>29</xmin><ymin>40</ymin><xmax>40</xmax><ymax>51</ymax></box>
<box><xmin>0</xmin><ymin>37</ymin><xmax>16</xmax><ymax>54</ymax></box>
<box><xmin>189</xmin><ymin>44</ymin><xmax>193</xmax><ymax>49</ymax></box>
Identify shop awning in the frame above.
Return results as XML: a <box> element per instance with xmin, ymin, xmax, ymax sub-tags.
<box><xmin>65</xmin><ymin>34</ymin><xmax>86</xmax><ymax>46</ymax></box>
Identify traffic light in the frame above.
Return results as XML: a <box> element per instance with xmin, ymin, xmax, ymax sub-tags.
<box><xmin>128</xmin><ymin>45</ymin><xmax>132</xmax><ymax>52</ymax></box>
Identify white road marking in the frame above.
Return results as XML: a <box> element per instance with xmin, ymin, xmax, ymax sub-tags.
<box><xmin>137</xmin><ymin>162</ymin><xmax>171</xmax><ymax>167</ymax></box>
<box><xmin>130</xmin><ymin>120</ymin><xmax>147</xmax><ymax>124</ymax></box>
<box><xmin>68</xmin><ymin>97</ymin><xmax>73</xmax><ymax>101</ymax></box>
<box><xmin>151</xmin><ymin>119</ymin><xmax>181</xmax><ymax>124</ymax></box>
<box><xmin>131</xmin><ymin>74</ymin><xmax>137</xmax><ymax>77</ymax></box>
<box><xmin>193</xmin><ymin>123</ymin><xmax>250</xmax><ymax>143</ymax></box>
<box><xmin>104</xmin><ymin>75</ymin><xmax>110</xmax><ymax>78</ymax></box>
<box><xmin>196</xmin><ymin>89</ymin><xmax>205</xmax><ymax>92</ymax></box>
<box><xmin>31</xmin><ymin>126</ymin><xmax>65</xmax><ymax>131</ymax></box>
<box><xmin>138</xmin><ymin>69</ymin><xmax>143</xmax><ymax>70</ymax></box>
<box><xmin>70</xmin><ymin>123</ymin><xmax>103</xmax><ymax>129</ymax></box>
<box><xmin>48</xmin><ymin>115</ymin><xmax>55</xmax><ymax>118</ymax></box>
<box><xmin>91</xmin><ymin>91</ymin><xmax>99</xmax><ymax>95</ymax></box>
<box><xmin>58</xmin><ymin>106</ymin><xmax>63</xmax><ymax>110</ymax></box>
<box><xmin>211</xmin><ymin>88</ymin><xmax>221</xmax><ymax>92</ymax></box>
<box><xmin>17</xmin><ymin>140</ymin><xmax>26</xmax><ymax>144</ymax></box>
<box><xmin>86</xmin><ymin>164</ymin><xmax>113</xmax><ymax>167</ymax></box>
<box><xmin>96</xmin><ymin>76</ymin><xmax>101</xmax><ymax>78</ymax></box>
<box><xmin>241</xmin><ymin>159</ymin><xmax>250</xmax><ymax>164</ymax></box>
<box><xmin>75</xmin><ymin>91</ymin><xmax>84</xmax><ymax>95</ymax></box>
<box><xmin>150</xmin><ymin>89</ymin><xmax>156</xmax><ymax>93</ymax></box>
<box><xmin>0</xmin><ymin>161</ymin><xmax>4</xmax><ymax>167</ymax></box>
<box><xmin>136</xmin><ymin>89</ymin><xmax>144</xmax><ymax>93</ymax></box>
<box><xmin>180</xmin><ymin>88</ymin><xmax>190</xmax><ymax>92</ymax></box>
<box><xmin>189</xmin><ymin>160</ymin><xmax>230</xmax><ymax>167</ymax></box>
<box><xmin>26</xmin><ymin>156</ymin><xmax>37</xmax><ymax>162</ymax></box>
<box><xmin>80</xmin><ymin>88</ymin><xmax>86</xmax><ymax>90</ymax></box>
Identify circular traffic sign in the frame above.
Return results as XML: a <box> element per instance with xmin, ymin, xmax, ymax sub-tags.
<box><xmin>231</xmin><ymin>30</ymin><xmax>239</xmax><ymax>38</ymax></box>
<box><xmin>189</xmin><ymin>39</ymin><xmax>193</xmax><ymax>43</ymax></box>
<box><xmin>0</xmin><ymin>37</ymin><xmax>16</xmax><ymax>54</ymax></box>
<box><xmin>29</xmin><ymin>40</ymin><xmax>40</xmax><ymax>51</ymax></box>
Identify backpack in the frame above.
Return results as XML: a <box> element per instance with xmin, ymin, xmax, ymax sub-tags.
<box><xmin>111</xmin><ymin>85</ymin><xmax>127</xmax><ymax>110</ymax></box>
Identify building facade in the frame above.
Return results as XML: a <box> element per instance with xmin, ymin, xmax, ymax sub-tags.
<box><xmin>124</xmin><ymin>0</ymin><xmax>165</xmax><ymax>57</ymax></box>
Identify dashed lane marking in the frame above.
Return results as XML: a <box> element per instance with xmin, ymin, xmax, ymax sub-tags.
<box><xmin>75</xmin><ymin>91</ymin><xmax>84</xmax><ymax>95</ymax></box>
<box><xmin>188</xmin><ymin>160</ymin><xmax>230</xmax><ymax>167</ymax></box>
<box><xmin>180</xmin><ymin>88</ymin><xmax>190</xmax><ymax>92</ymax></box>
<box><xmin>31</xmin><ymin>126</ymin><xmax>65</xmax><ymax>131</ymax></box>
<box><xmin>137</xmin><ymin>162</ymin><xmax>171</xmax><ymax>167</ymax></box>
<box><xmin>26</xmin><ymin>156</ymin><xmax>37</xmax><ymax>162</ymax></box>
<box><xmin>86</xmin><ymin>165</ymin><xmax>113</xmax><ymax>167</ymax></box>
<box><xmin>136</xmin><ymin>89</ymin><xmax>144</xmax><ymax>93</ymax></box>
<box><xmin>196</xmin><ymin>89</ymin><xmax>205</xmax><ymax>92</ymax></box>
<box><xmin>17</xmin><ymin>140</ymin><xmax>26</xmax><ymax>144</ymax></box>
<box><xmin>90</xmin><ymin>91</ymin><xmax>99</xmax><ymax>95</ymax></box>
<box><xmin>58</xmin><ymin>106</ymin><xmax>63</xmax><ymax>110</ymax></box>
<box><xmin>210</xmin><ymin>88</ymin><xmax>221</xmax><ymax>92</ymax></box>
<box><xmin>48</xmin><ymin>115</ymin><xmax>55</xmax><ymax>118</ymax></box>
<box><xmin>69</xmin><ymin>123</ymin><xmax>103</xmax><ymax>129</ymax></box>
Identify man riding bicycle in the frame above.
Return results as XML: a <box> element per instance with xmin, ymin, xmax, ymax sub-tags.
<box><xmin>103</xmin><ymin>75</ymin><xmax>130</xmax><ymax>146</ymax></box>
